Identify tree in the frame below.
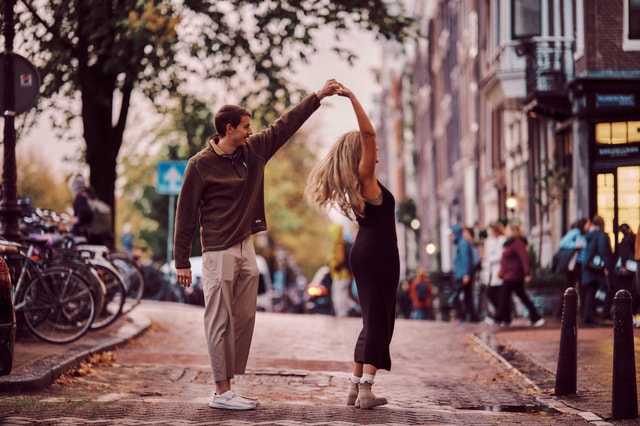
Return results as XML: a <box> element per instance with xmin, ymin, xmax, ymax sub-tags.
<box><xmin>12</xmin><ymin>0</ymin><xmax>415</xmax><ymax>235</ymax></box>
<box><xmin>264</xmin><ymin>134</ymin><xmax>332</xmax><ymax>277</ymax></box>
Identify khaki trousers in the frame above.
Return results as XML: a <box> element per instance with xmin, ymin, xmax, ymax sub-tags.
<box><xmin>202</xmin><ymin>238</ymin><xmax>259</xmax><ymax>382</ymax></box>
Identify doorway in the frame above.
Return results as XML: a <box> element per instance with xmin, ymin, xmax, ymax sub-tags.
<box><xmin>596</xmin><ymin>166</ymin><xmax>640</xmax><ymax>248</ymax></box>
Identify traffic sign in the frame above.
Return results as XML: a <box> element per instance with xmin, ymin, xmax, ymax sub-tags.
<box><xmin>0</xmin><ymin>52</ymin><xmax>41</xmax><ymax>115</ymax></box>
<box><xmin>156</xmin><ymin>161</ymin><xmax>187</xmax><ymax>195</ymax></box>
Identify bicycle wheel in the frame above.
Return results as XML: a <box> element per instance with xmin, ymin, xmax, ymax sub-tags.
<box><xmin>46</xmin><ymin>257</ymin><xmax>107</xmax><ymax>322</ymax></box>
<box><xmin>20</xmin><ymin>267</ymin><xmax>95</xmax><ymax>344</ymax></box>
<box><xmin>108</xmin><ymin>252</ymin><xmax>145</xmax><ymax>313</ymax></box>
<box><xmin>90</xmin><ymin>261</ymin><xmax>126</xmax><ymax>330</ymax></box>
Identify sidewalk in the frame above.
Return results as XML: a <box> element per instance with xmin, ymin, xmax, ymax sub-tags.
<box><xmin>0</xmin><ymin>307</ymin><xmax>151</xmax><ymax>392</ymax></box>
<box><xmin>1</xmin><ymin>304</ymin><xmax>638</xmax><ymax>423</ymax></box>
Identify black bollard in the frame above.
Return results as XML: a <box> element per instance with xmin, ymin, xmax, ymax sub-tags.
<box><xmin>612</xmin><ymin>289</ymin><xmax>638</xmax><ymax>420</ymax></box>
<box><xmin>555</xmin><ymin>287</ymin><xmax>578</xmax><ymax>395</ymax></box>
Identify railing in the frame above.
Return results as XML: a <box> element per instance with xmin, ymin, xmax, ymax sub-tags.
<box><xmin>523</xmin><ymin>38</ymin><xmax>574</xmax><ymax>96</ymax></box>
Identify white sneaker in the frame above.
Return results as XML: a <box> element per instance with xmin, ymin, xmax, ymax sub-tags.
<box><xmin>484</xmin><ymin>317</ymin><xmax>495</xmax><ymax>325</ymax></box>
<box><xmin>532</xmin><ymin>318</ymin><xmax>545</xmax><ymax>328</ymax></box>
<box><xmin>209</xmin><ymin>390</ymin><xmax>257</xmax><ymax>410</ymax></box>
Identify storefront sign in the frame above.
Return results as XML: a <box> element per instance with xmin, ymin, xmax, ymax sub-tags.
<box><xmin>595</xmin><ymin>94</ymin><xmax>636</xmax><ymax>108</ymax></box>
<box><xmin>595</xmin><ymin>143</ymin><xmax>640</xmax><ymax>160</ymax></box>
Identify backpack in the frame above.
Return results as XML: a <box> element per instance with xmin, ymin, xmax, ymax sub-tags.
<box><xmin>87</xmin><ymin>198</ymin><xmax>112</xmax><ymax>238</ymax></box>
<box><xmin>416</xmin><ymin>281</ymin><xmax>430</xmax><ymax>302</ymax></box>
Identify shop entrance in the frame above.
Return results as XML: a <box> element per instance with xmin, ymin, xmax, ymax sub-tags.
<box><xmin>596</xmin><ymin>166</ymin><xmax>640</xmax><ymax>248</ymax></box>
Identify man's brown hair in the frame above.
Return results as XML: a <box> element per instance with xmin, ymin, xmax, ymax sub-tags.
<box><xmin>214</xmin><ymin>105</ymin><xmax>251</xmax><ymax>137</ymax></box>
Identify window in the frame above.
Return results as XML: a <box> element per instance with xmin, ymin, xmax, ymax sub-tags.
<box><xmin>512</xmin><ymin>0</ymin><xmax>541</xmax><ymax>40</ymax></box>
<box><xmin>595</xmin><ymin>121</ymin><xmax>640</xmax><ymax>144</ymax></box>
<box><xmin>623</xmin><ymin>0</ymin><xmax>640</xmax><ymax>50</ymax></box>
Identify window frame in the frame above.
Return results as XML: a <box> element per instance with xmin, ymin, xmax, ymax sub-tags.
<box><xmin>623</xmin><ymin>0</ymin><xmax>640</xmax><ymax>51</ymax></box>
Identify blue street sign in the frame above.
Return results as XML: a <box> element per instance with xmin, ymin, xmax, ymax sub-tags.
<box><xmin>156</xmin><ymin>161</ymin><xmax>187</xmax><ymax>195</ymax></box>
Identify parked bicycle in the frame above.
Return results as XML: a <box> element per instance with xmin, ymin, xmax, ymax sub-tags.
<box><xmin>0</xmin><ymin>239</ymin><xmax>96</xmax><ymax>344</ymax></box>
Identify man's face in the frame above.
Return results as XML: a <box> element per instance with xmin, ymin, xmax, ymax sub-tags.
<box><xmin>229</xmin><ymin>116</ymin><xmax>252</xmax><ymax>146</ymax></box>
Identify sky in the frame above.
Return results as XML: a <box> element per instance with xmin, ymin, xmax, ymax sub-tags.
<box><xmin>16</xmin><ymin>28</ymin><xmax>383</xmax><ymax>175</ymax></box>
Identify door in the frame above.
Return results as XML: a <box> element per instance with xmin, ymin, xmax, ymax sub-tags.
<box><xmin>596</xmin><ymin>166</ymin><xmax>640</xmax><ymax>249</ymax></box>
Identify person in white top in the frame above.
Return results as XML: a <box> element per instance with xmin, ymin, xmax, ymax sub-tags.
<box><xmin>483</xmin><ymin>222</ymin><xmax>507</xmax><ymax>323</ymax></box>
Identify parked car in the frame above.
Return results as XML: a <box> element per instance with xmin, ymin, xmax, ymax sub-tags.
<box><xmin>0</xmin><ymin>257</ymin><xmax>15</xmax><ymax>376</ymax></box>
<box><xmin>161</xmin><ymin>255</ymin><xmax>274</xmax><ymax>311</ymax></box>
<box><xmin>304</xmin><ymin>266</ymin><xmax>361</xmax><ymax>316</ymax></box>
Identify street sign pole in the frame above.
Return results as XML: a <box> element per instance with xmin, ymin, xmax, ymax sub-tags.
<box><xmin>156</xmin><ymin>161</ymin><xmax>187</xmax><ymax>268</ymax></box>
<box><xmin>167</xmin><ymin>194</ymin><xmax>175</xmax><ymax>268</ymax></box>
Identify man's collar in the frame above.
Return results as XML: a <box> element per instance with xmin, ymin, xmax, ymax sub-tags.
<box><xmin>209</xmin><ymin>138</ymin><xmax>227</xmax><ymax>156</ymax></box>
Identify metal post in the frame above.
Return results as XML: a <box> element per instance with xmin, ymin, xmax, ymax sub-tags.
<box><xmin>612</xmin><ymin>289</ymin><xmax>638</xmax><ymax>420</ymax></box>
<box><xmin>166</xmin><ymin>194</ymin><xmax>175</xmax><ymax>267</ymax></box>
<box><xmin>0</xmin><ymin>0</ymin><xmax>22</xmax><ymax>242</ymax></box>
<box><xmin>555</xmin><ymin>287</ymin><xmax>577</xmax><ymax>395</ymax></box>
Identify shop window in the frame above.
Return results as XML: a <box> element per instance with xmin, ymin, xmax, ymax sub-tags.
<box><xmin>595</xmin><ymin>121</ymin><xmax>640</xmax><ymax>144</ymax></box>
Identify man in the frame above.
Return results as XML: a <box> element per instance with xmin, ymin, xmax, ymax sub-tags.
<box><xmin>173</xmin><ymin>79</ymin><xmax>341</xmax><ymax>411</ymax></box>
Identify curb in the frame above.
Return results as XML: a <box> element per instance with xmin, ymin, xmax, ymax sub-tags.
<box><xmin>470</xmin><ymin>332</ymin><xmax>613</xmax><ymax>426</ymax></box>
<box><xmin>0</xmin><ymin>310</ymin><xmax>151</xmax><ymax>393</ymax></box>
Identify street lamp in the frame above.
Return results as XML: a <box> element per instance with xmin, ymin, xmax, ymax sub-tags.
<box><xmin>506</xmin><ymin>191</ymin><xmax>518</xmax><ymax>215</ymax></box>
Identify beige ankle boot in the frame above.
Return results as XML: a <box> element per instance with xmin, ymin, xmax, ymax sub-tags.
<box><xmin>346</xmin><ymin>381</ymin><xmax>358</xmax><ymax>405</ymax></box>
<box><xmin>355</xmin><ymin>381</ymin><xmax>388</xmax><ymax>409</ymax></box>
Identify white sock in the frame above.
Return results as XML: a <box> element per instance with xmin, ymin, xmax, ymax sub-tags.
<box><xmin>362</xmin><ymin>373</ymin><xmax>375</xmax><ymax>384</ymax></box>
<box><xmin>350</xmin><ymin>375</ymin><xmax>361</xmax><ymax>384</ymax></box>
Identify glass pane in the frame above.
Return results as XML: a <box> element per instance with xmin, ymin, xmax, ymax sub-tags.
<box><xmin>611</xmin><ymin>122</ymin><xmax>628</xmax><ymax>144</ymax></box>
<box><xmin>617</xmin><ymin>166</ymin><xmax>640</xmax><ymax>242</ymax></box>
<box><xmin>596</xmin><ymin>173</ymin><xmax>615</xmax><ymax>249</ymax></box>
<box><xmin>512</xmin><ymin>0</ymin><xmax>541</xmax><ymax>39</ymax></box>
<box><xmin>631</xmin><ymin>0</ymin><xmax>640</xmax><ymax>39</ymax></box>
<box><xmin>595</xmin><ymin>122</ymin><xmax>611</xmax><ymax>143</ymax></box>
<box><xmin>629</xmin><ymin>121</ymin><xmax>640</xmax><ymax>143</ymax></box>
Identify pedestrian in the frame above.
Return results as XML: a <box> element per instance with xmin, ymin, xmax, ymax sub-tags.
<box><xmin>173</xmin><ymin>79</ymin><xmax>341</xmax><ymax>411</ymax></box>
<box><xmin>396</xmin><ymin>278</ymin><xmax>413</xmax><ymax>319</ymax></box>
<box><xmin>409</xmin><ymin>267</ymin><xmax>434</xmax><ymax>320</ymax></box>
<box><xmin>69</xmin><ymin>173</ymin><xmax>114</xmax><ymax>248</ymax></box>
<box><xmin>449</xmin><ymin>224</ymin><xmax>479</xmax><ymax>323</ymax></box>
<box><xmin>482</xmin><ymin>221</ymin><xmax>506</xmax><ymax>323</ymax></box>
<box><xmin>636</xmin><ymin>223</ymin><xmax>640</xmax><ymax>326</ymax></box>
<box><xmin>329</xmin><ymin>223</ymin><xmax>355</xmax><ymax>317</ymax></box>
<box><xmin>611</xmin><ymin>224</ymin><xmax>638</xmax><ymax>316</ymax></box>
<box><xmin>121</xmin><ymin>223</ymin><xmax>134</xmax><ymax>255</ymax></box>
<box><xmin>305</xmin><ymin>85</ymin><xmax>399</xmax><ymax>410</ymax></box>
<box><xmin>494</xmin><ymin>222</ymin><xmax>545</xmax><ymax>327</ymax></box>
<box><xmin>552</xmin><ymin>217</ymin><xmax>589</xmax><ymax>319</ymax></box>
<box><xmin>580</xmin><ymin>215</ymin><xmax>614</xmax><ymax>325</ymax></box>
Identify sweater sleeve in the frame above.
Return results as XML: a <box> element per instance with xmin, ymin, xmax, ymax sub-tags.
<box><xmin>173</xmin><ymin>160</ymin><xmax>205</xmax><ymax>269</ymax></box>
<box><xmin>248</xmin><ymin>93</ymin><xmax>321</xmax><ymax>159</ymax></box>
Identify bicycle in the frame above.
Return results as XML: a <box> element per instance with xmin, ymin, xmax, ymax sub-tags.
<box><xmin>0</xmin><ymin>239</ymin><xmax>96</xmax><ymax>344</ymax></box>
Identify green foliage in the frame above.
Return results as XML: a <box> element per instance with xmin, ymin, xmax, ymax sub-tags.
<box><xmin>12</xmin><ymin>148</ymin><xmax>72</xmax><ymax>214</ymax></box>
<box><xmin>264</xmin><ymin>134</ymin><xmax>332</xmax><ymax>278</ymax></box>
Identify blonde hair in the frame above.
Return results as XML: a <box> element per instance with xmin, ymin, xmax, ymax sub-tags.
<box><xmin>506</xmin><ymin>222</ymin><xmax>525</xmax><ymax>238</ymax></box>
<box><xmin>305</xmin><ymin>130</ymin><xmax>366</xmax><ymax>219</ymax></box>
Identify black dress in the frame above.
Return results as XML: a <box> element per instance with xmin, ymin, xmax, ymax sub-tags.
<box><xmin>349</xmin><ymin>183</ymin><xmax>400</xmax><ymax>371</ymax></box>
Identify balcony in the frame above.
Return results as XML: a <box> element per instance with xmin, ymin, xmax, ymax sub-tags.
<box><xmin>519</xmin><ymin>38</ymin><xmax>574</xmax><ymax>118</ymax></box>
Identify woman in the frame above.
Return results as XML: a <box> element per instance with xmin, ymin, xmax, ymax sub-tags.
<box><xmin>494</xmin><ymin>222</ymin><xmax>544</xmax><ymax>327</ymax></box>
<box><xmin>483</xmin><ymin>221</ymin><xmax>507</xmax><ymax>323</ymax></box>
<box><xmin>580</xmin><ymin>215</ymin><xmax>614</xmax><ymax>325</ymax></box>
<box><xmin>306</xmin><ymin>85</ymin><xmax>399</xmax><ymax>409</ymax></box>
<box><xmin>612</xmin><ymin>224</ymin><xmax>637</xmax><ymax>315</ymax></box>
<box><xmin>553</xmin><ymin>217</ymin><xmax>589</xmax><ymax>318</ymax></box>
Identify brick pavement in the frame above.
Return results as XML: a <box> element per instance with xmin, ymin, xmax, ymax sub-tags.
<box><xmin>1</xmin><ymin>301</ymin><xmax>639</xmax><ymax>425</ymax></box>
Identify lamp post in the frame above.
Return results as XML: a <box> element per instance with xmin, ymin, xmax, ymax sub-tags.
<box><xmin>0</xmin><ymin>0</ymin><xmax>22</xmax><ymax>242</ymax></box>
<box><xmin>410</xmin><ymin>218</ymin><xmax>421</xmax><ymax>267</ymax></box>
<box><xmin>506</xmin><ymin>191</ymin><xmax>518</xmax><ymax>218</ymax></box>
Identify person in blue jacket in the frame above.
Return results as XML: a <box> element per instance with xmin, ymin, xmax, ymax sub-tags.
<box><xmin>580</xmin><ymin>215</ymin><xmax>614</xmax><ymax>325</ymax></box>
<box><xmin>449</xmin><ymin>224</ymin><xmax>479</xmax><ymax>322</ymax></box>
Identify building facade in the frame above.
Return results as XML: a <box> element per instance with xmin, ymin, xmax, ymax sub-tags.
<box><xmin>395</xmin><ymin>0</ymin><xmax>640</xmax><ymax>273</ymax></box>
